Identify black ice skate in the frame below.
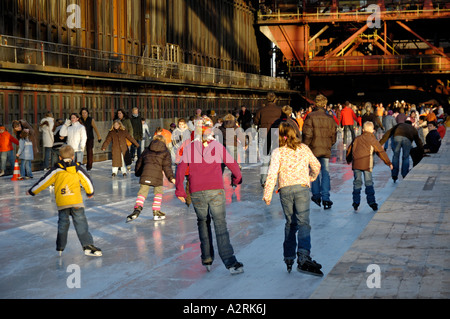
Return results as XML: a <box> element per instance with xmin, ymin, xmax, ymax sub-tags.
<box><xmin>83</xmin><ymin>245</ymin><xmax>102</xmax><ymax>257</ymax></box>
<box><xmin>352</xmin><ymin>203</ymin><xmax>359</xmax><ymax>211</ymax></box>
<box><xmin>311</xmin><ymin>197</ymin><xmax>321</xmax><ymax>207</ymax></box>
<box><xmin>228</xmin><ymin>262</ymin><xmax>244</xmax><ymax>275</ymax></box>
<box><xmin>297</xmin><ymin>254</ymin><xmax>323</xmax><ymax>277</ymax></box>
<box><xmin>285</xmin><ymin>259</ymin><xmax>295</xmax><ymax>273</ymax></box>
<box><xmin>369</xmin><ymin>203</ymin><xmax>378</xmax><ymax>211</ymax></box>
<box><xmin>323</xmin><ymin>200</ymin><xmax>333</xmax><ymax>210</ymax></box>
<box><xmin>127</xmin><ymin>206</ymin><xmax>142</xmax><ymax>223</ymax></box>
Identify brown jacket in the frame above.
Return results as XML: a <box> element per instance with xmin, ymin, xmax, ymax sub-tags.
<box><xmin>102</xmin><ymin>129</ymin><xmax>139</xmax><ymax>167</ymax></box>
<box><xmin>347</xmin><ymin>131</ymin><xmax>391</xmax><ymax>172</ymax></box>
<box><xmin>302</xmin><ymin>107</ymin><xmax>337</xmax><ymax>158</ymax></box>
<box><xmin>253</xmin><ymin>102</ymin><xmax>282</xmax><ymax>132</ymax></box>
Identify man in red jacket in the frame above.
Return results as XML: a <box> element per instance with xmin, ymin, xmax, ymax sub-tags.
<box><xmin>340</xmin><ymin>101</ymin><xmax>359</xmax><ymax>146</ymax></box>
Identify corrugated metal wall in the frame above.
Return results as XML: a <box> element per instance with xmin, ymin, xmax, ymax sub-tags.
<box><xmin>0</xmin><ymin>0</ymin><xmax>260</xmax><ymax>73</ymax></box>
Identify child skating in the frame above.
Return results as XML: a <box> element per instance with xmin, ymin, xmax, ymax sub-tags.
<box><xmin>263</xmin><ymin>122</ymin><xmax>323</xmax><ymax>275</ymax></box>
<box><xmin>346</xmin><ymin>121</ymin><xmax>393</xmax><ymax>211</ymax></box>
<box><xmin>127</xmin><ymin>135</ymin><xmax>175</xmax><ymax>222</ymax></box>
<box><xmin>27</xmin><ymin>145</ymin><xmax>102</xmax><ymax>257</ymax></box>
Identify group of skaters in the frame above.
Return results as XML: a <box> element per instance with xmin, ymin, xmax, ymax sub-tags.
<box><xmin>2</xmin><ymin>94</ymin><xmax>448</xmax><ymax>277</ymax></box>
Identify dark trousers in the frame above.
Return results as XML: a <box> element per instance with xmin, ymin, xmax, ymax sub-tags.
<box><xmin>85</xmin><ymin>139</ymin><xmax>94</xmax><ymax>170</ymax></box>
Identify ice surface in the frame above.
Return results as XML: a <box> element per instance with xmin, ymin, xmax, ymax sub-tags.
<box><xmin>0</xmin><ymin>134</ymin><xmax>399</xmax><ymax>299</ymax></box>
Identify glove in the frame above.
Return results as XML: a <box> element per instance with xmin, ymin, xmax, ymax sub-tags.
<box><xmin>64</xmin><ymin>119</ymin><xmax>71</xmax><ymax>126</ymax></box>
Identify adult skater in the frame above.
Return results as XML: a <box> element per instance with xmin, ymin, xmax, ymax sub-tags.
<box><xmin>302</xmin><ymin>94</ymin><xmax>337</xmax><ymax>209</ymax></box>
<box><xmin>175</xmin><ymin>116</ymin><xmax>244</xmax><ymax>275</ymax></box>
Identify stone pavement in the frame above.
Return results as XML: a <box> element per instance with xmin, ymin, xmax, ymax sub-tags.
<box><xmin>311</xmin><ymin>132</ymin><xmax>450</xmax><ymax>299</ymax></box>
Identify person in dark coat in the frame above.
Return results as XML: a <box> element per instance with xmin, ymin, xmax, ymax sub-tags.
<box><xmin>129</xmin><ymin>107</ymin><xmax>143</xmax><ymax>160</ymax></box>
<box><xmin>379</xmin><ymin>121</ymin><xmax>423</xmax><ymax>182</ymax></box>
<box><xmin>253</xmin><ymin>92</ymin><xmax>282</xmax><ymax>187</ymax></box>
<box><xmin>302</xmin><ymin>94</ymin><xmax>337</xmax><ymax>209</ymax></box>
<box><xmin>361</xmin><ymin>102</ymin><xmax>383</xmax><ymax>131</ymax></box>
<box><xmin>127</xmin><ymin>135</ymin><xmax>175</xmax><ymax>222</ymax></box>
<box><xmin>424</xmin><ymin>121</ymin><xmax>441</xmax><ymax>153</ymax></box>
<box><xmin>101</xmin><ymin>120</ymin><xmax>139</xmax><ymax>177</ymax></box>
<box><xmin>238</xmin><ymin>105</ymin><xmax>253</xmax><ymax>131</ymax></box>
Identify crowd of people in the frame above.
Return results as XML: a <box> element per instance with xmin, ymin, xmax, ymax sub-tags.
<box><xmin>1</xmin><ymin>93</ymin><xmax>448</xmax><ymax>276</ymax></box>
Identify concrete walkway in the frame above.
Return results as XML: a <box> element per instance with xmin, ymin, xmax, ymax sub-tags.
<box><xmin>311</xmin><ymin>132</ymin><xmax>450</xmax><ymax>299</ymax></box>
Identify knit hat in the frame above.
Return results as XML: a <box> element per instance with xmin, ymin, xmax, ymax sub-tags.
<box><xmin>388</xmin><ymin>110</ymin><xmax>393</xmax><ymax>115</ymax></box>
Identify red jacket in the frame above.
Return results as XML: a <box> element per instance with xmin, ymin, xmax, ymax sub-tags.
<box><xmin>0</xmin><ymin>130</ymin><xmax>19</xmax><ymax>152</ymax></box>
<box><xmin>340</xmin><ymin>107</ymin><xmax>358</xmax><ymax>126</ymax></box>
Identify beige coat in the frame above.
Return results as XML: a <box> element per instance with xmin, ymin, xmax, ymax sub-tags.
<box><xmin>102</xmin><ymin>129</ymin><xmax>139</xmax><ymax>167</ymax></box>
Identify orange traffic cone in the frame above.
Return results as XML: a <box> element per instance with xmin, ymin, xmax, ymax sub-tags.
<box><xmin>11</xmin><ymin>159</ymin><xmax>21</xmax><ymax>181</ymax></box>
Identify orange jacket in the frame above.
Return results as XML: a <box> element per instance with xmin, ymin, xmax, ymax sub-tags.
<box><xmin>0</xmin><ymin>129</ymin><xmax>19</xmax><ymax>152</ymax></box>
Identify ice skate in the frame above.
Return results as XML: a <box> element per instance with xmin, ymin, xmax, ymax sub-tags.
<box><xmin>297</xmin><ymin>254</ymin><xmax>323</xmax><ymax>277</ymax></box>
<box><xmin>153</xmin><ymin>210</ymin><xmax>166</xmax><ymax>221</ymax></box>
<box><xmin>352</xmin><ymin>203</ymin><xmax>359</xmax><ymax>211</ymax></box>
<box><xmin>369</xmin><ymin>203</ymin><xmax>378</xmax><ymax>211</ymax></box>
<box><xmin>285</xmin><ymin>259</ymin><xmax>295</xmax><ymax>273</ymax></box>
<box><xmin>204</xmin><ymin>262</ymin><xmax>213</xmax><ymax>272</ymax></box>
<box><xmin>126</xmin><ymin>206</ymin><xmax>142</xmax><ymax>223</ymax></box>
<box><xmin>323</xmin><ymin>200</ymin><xmax>333</xmax><ymax>210</ymax></box>
<box><xmin>83</xmin><ymin>245</ymin><xmax>102</xmax><ymax>257</ymax></box>
<box><xmin>311</xmin><ymin>196</ymin><xmax>321</xmax><ymax>207</ymax></box>
<box><xmin>228</xmin><ymin>262</ymin><xmax>244</xmax><ymax>275</ymax></box>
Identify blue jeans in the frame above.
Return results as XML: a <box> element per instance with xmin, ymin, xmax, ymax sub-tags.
<box><xmin>190</xmin><ymin>189</ymin><xmax>238</xmax><ymax>268</ymax></box>
<box><xmin>130</xmin><ymin>141</ymin><xmax>142</xmax><ymax>160</ymax></box>
<box><xmin>392</xmin><ymin>136</ymin><xmax>412</xmax><ymax>179</ymax></box>
<box><xmin>0</xmin><ymin>150</ymin><xmax>15</xmax><ymax>171</ymax></box>
<box><xmin>42</xmin><ymin>147</ymin><xmax>52</xmax><ymax>169</ymax></box>
<box><xmin>20</xmin><ymin>159</ymin><xmax>33</xmax><ymax>178</ymax></box>
<box><xmin>311</xmin><ymin>157</ymin><xmax>331</xmax><ymax>202</ymax></box>
<box><xmin>279</xmin><ymin>185</ymin><xmax>311</xmax><ymax>260</ymax></box>
<box><xmin>75</xmin><ymin>151</ymin><xmax>84</xmax><ymax>164</ymax></box>
<box><xmin>56</xmin><ymin>207</ymin><xmax>94</xmax><ymax>251</ymax></box>
<box><xmin>352</xmin><ymin>169</ymin><xmax>375</xmax><ymax>205</ymax></box>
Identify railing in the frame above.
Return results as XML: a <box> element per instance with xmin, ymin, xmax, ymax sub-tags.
<box><xmin>257</xmin><ymin>6</ymin><xmax>450</xmax><ymax>23</ymax></box>
<box><xmin>295</xmin><ymin>55</ymin><xmax>450</xmax><ymax>74</ymax></box>
<box><xmin>0</xmin><ymin>35</ymin><xmax>289</xmax><ymax>91</ymax></box>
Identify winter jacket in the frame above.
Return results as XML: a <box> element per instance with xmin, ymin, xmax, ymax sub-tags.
<box><xmin>39</xmin><ymin>117</ymin><xmax>54</xmax><ymax>148</ymax></box>
<box><xmin>263</xmin><ymin>145</ymin><xmax>321</xmax><ymax>203</ymax></box>
<box><xmin>60</xmin><ymin>121</ymin><xmax>87</xmax><ymax>152</ymax></box>
<box><xmin>424</xmin><ymin>129</ymin><xmax>441</xmax><ymax>153</ymax></box>
<box><xmin>346</xmin><ymin>131</ymin><xmax>391</xmax><ymax>172</ymax></box>
<box><xmin>130</xmin><ymin>115</ymin><xmax>143</xmax><ymax>140</ymax></box>
<box><xmin>28</xmin><ymin>159</ymin><xmax>94</xmax><ymax>210</ymax></box>
<box><xmin>175</xmin><ymin>140</ymin><xmax>242</xmax><ymax>198</ymax></box>
<box><xmin>302</xmin><ymin>107</ymin><xmax>337</xmax><ymax>158</ymax></box>
<box><xmin>0</xmin><ymin>130</ymin><xmax>19</xmax><ymax>152</ymax></box>
<box><xmin>17</xmin><ymin>138</ymin><xmax>34</xmax><ymax>160</ymax></box>
<box><xmin>238</xmin><ymin>109</ymin><xmax>253</xmax><ymax>130</ymax></box>
<box><xmin>382</xmin><ymin>115</ymin><xmax>397</xmax><ymax>132</ymax></box>
<box><xmin>253</xmin><ymin>102</ymin><xmax>282</xmax><ymax>132</ymax></box>
<box><xmin>396</xmin><ymin>113</ymin><xmax>407</xmax><ymax>124</ymax></box>
<box><xmin>379</xmin><ymin>123</ymin><xmax>423</xmax><ymax>150</ymax></box>
<box><xmin>135</xmin><ymin>139</ymin><xmax>174</xmax><ymax>187</ymax></box>
<box><xmin>102</xmin><ymin>129</ymin><xmax>139</xmax><ymax>167</ymax></box>
<box><xmin>340</xmin><ymin>107</ymin><xmax>358</xmax><ymax>126</ymax></box>
<box><xmin>362</xmin><ymin>112</ymin><xmax>383</xmax><ymax>130</ymax></box>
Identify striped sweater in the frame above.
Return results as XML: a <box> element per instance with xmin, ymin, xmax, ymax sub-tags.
<box><xmin>28</xmin><ymin>160</ymin><xmax>94</xmax><ymax>210</ymax></box>
<box><xmin>263</xmin><ymin>145</ymin><xmax>321</xmax><ymax>202</ymax></box>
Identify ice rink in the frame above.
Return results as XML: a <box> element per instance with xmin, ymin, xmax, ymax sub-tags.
<box><xmin>0</xmin><ymin>136</ymin><xmax>399</xmax><ymax>299</ymax></box>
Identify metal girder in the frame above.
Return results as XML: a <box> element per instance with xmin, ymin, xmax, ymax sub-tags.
<box><xmin>396</xmin><ymin>21</ymin><xmax>449</xmax><ymax>62</ymax></box>
<box><xmin>323</xmin><ymin>24</ymin><xmax>369</xmax><ymax>59</ymax></box>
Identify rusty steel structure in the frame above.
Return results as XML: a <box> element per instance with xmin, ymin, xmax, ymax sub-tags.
<box><xmin>257</xmin><ymin>0</ymin><xmax>450</xmax><ymax>102</ymax></box>
<box><xmin>0</xmin><ymin>0</ymin><xmax>292</xmax><ymax>127</ymax></box>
